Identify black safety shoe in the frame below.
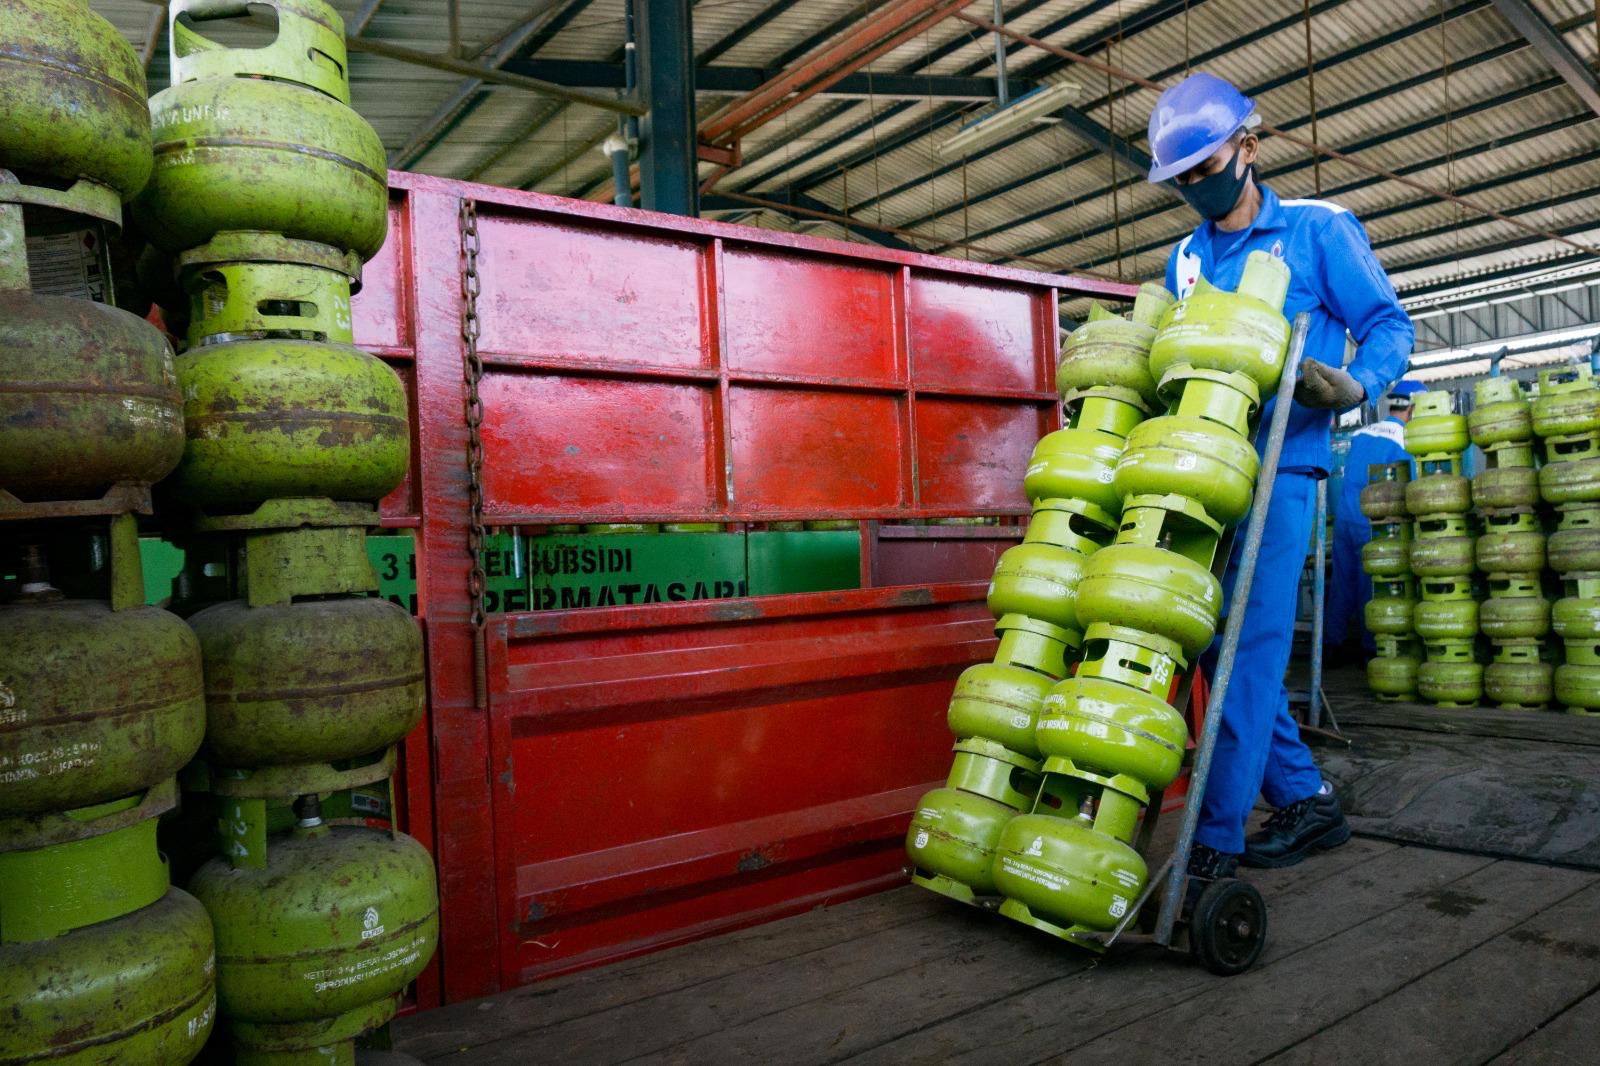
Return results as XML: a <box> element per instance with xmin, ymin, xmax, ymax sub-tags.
<box><xmin>1184</xmin><ymin>843</ymin><xmax>1240</xmax><ymax>911</ymax></box>
<box><xmin>1242</xmin><ymin>789</ymin><xmax>1352</xmax><ymax>869</ymax></box>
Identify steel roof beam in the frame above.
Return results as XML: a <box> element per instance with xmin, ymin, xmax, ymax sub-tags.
<box><xmin>1490</xmin><ymin>0</ymin><xmax>1600</xmax><ymax>117</ymax></box>
<box><xmin>504</xmin><ymin>60</ymin><xmax>1040</xmax><ymax>101</ymax></box>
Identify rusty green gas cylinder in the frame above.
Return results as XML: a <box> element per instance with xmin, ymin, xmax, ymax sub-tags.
<box><xmin>1468</xmin><ymin>377</ymin><xmax>1533</xmax><ymax>448</ymax></box>
<box><xmin>138</xmin><ymin>1</ymin><xmax>388</xmax><ymax>258</ymax></box>
<box><xmin>1147</xmin><ymin>252</ymin><xmax>1291</xmax><ymax>394</ymax></box>
<box><xmin>1417</xmin><ymin>659</ymin><xmax>1482</xmax><ymax>707</ymax></box>
<box><xmin>0</xmin><ymin>0</ymin><xmax>153</xmax><ymax>211</ymax></box>
<box><xmin>1408</xmin><ymin>518</ymin><xmax>1475</xmax><ymax>578</ymax></box>
<box><xmin>1113</xmin><ymin>385</ymin><xmax>1260</xmax><ymax>526</ymax></box>
<box><xmin>1404</xmin><ymin>392</ymin><xmax>1469</xmax><ymax>457</ymax></box>
<box><xmin>945</xmin><ymin>663</ymin><xmax>1054</xmax><ymax>757</ymax></box>
<box><xmin>1552</xmin><ymin>595</ymin><xmax>1600</xmax><ymax>642</ymax></box>
<box><xmin>1484</xmin><ymin>651</ymin><xmax>1552</xmax><ymax>710</ymax></box>
<box><xmin>1476</xmin><ymin>512</ymin><xmax>1544</xmax><ymax>574</ymax></box>
<box><xmin>1532</xmin><ymin>364</ymin><xmax>1600</xmax><ymax>438</ymax></box>
<box><xmin>1548</xmin><ymin>507</ymin><xmax>1600</xmax><ymax>574</ymax></box>
<box><xmin>187</xmin><ymin>597</ymin><xmax>423</xmax><ymax>769</ymax></box>
<box><xmin>172</xmin><ymin>338</ymin><xmax>408</xmax><ymax>510</ymax></box>
<box><xmin>907</xmin><ymin>742</ymin><xmax>1039</xmax><ymax>896</ymax></box>
<box><xmin>188</xmin><ymin>821</ymin><xmax>437</xmax><ymax>1035</ymax></box>
<box><xmin>1034</xmin><ymin>676</ymin><xmax>1186</xmax><ymax>789</ymax></box>
<box><xmin>0</xmin><ymin>596</ymin><xmax>203</xmax><ymax>815</ymax></box>
<box><xmin>1368</xmin><ymin>652</ymin><xmax>1419</xmax><ymax>700</ymax></box>
<box><xmin>1538</xmin><ymin>437</ymin><xmax>1600</xmax><ymax>505</ymax></box>
<box><xmin>1056</xmin><ymin>285</ymin><xmax>1174</xmax><ymax>409</ymax></box>
<box><xmin>1554</xmin><ymin>662</ymin><xmax>1600</xmax><ymax>715</ymax></box>
<box><xmin>1473</xmin><ymin>445</ymin><xmax>1539</xmax><ymax>510</ymax></box>
<box><xmin>1359</xmin><ymin>463</ymin><xmax>1411</xmax><ymax>521</ymax></box>
<box><xmin>1361</xmin><ymin>522</ymin><xmax>1412</xmax><ymax>577</ymax></box>
<box><xmin>1405</xmin><ymin>474</ymin><xmax>1472</xmax><ymax>517</ymax></box>
<box><xmin>1413</xmin><ymin>598</ymin><xmax>1478</xmax><ymax>641</ymax></box>
<box><xmin>992</xmin><ymin>802</ymin><xmax>1147</xmax><ymax>934</ymax></box>
<box><xmin>0</xmin><ymin>272</ymin><xmax>184</xmax><ymax>502</ymax></box>
<box><xmin>0</xmin><ymin>889</ymin><xmax>216</xmax><ymax>1066</ymax></box>
<box><xmin>1479</xmin><ymin>582</ymin><xmax>1550</xmax><ymax>640</ymax></box>
<box><xmin>1364</xmin><ymin>580</ymin><xmax>1414</xmax><ymax>636</ymax></box>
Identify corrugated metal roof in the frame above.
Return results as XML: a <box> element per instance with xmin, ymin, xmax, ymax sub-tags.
<box><xmin>89</xmin><ymin>0</ymin><xmax>1600</xmax><ymax>308</ymax></box>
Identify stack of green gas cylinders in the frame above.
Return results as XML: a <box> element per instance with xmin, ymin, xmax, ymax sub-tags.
<box><xmin>1405</xmin><ymin>391</ymin><xmax>1482</xmax><ymax>706</ymax></box>
<box><xmin>1472</xmin><ymin>377</ymin><xmax>1553</xmax><ymax>709</ymax></box>
<box><xmin>1536</xmin><ymin>364</ymin><xmax>1600</xmax><ymax>715</ymax></box>
<box><xmin>0</xmin><ymin>2</ymin><xmax>217</xmax><ymax>1061</ymax></box>
<box><xmin>1361</xmin><ymin>462</ymin><xmax>1419</xmax><ymax>700</ymax></box>
<box><xmin>125</xmin><ymin>2</ymin><xmax>438</xmax><ymax>1062</ymax></box>
<box><xmin>907</xmin><ymin>252</ymin><xmax>1292</xmax><ymax>948</ymax></box>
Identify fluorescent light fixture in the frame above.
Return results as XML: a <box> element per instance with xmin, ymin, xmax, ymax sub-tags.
<box><xmin>938</xmin><ymin>79</ymin><xmax>1082</xmax><ymax>160</ymax></box>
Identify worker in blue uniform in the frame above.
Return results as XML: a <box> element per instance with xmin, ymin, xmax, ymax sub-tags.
<box><xmin>1325</xmin><ymin>380</ymin><xmax>1425</xmax><ymax>660</ymax></box>
<box><xmin>1147</xmin><ymin>74</ymin><xmax>1414</xmax><ymax>878</ymax></box>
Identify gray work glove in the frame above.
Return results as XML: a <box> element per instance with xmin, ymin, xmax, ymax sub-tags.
<box><xmin>1294</xmin><ymin>359</ymin><xmax>1366</xmax><ymax>410</ymax></box>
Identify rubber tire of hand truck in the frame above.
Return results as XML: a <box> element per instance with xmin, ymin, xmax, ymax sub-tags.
<box><xmin>1189</xmin><ymin>878</ymin><xmax>1267</xmax><ymax>977</ymax></box>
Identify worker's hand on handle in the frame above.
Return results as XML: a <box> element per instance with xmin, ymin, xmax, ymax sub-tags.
<box><xmin>1294</xmin><ymin>359</ymin><xmax>1366</xmax><ymax>410</ymax></box>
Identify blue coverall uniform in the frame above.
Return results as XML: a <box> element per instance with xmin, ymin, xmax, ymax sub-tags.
<box><xmin>1326</xmin><ymin>419</ymin><xmax>1411</xmax><ymax>653</ymax></box>
<box><xmin>1164</xmin><ymin>185</ymin><xmax>1414</xmax><ymax>855</ymax></box>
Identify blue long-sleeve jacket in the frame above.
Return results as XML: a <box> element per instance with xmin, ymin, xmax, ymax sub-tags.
<box><xmin>1164</xmin><ymin>185</ymin><xmax>1415</xmax><ymax>474</ymax></box>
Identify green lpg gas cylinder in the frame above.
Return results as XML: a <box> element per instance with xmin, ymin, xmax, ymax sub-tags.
<box><xmin>1548</xmin><ymin>507</ymin><xmax>1600</xmax><ymax>574</ymax></box>
<box><xmin>1113</xmin><ymin>372</ymin><xmax>1260</xmax><ymax>527</ymax></box>
<box><xmin>1147</xmin><ymin>252</ymin><xmax>1292</xmax><ymax>394</ymax></box>
<box><xmin>1056</xmin><ymin>285</ymin><xmax>1175</xmax><ymax>409</ymax></box>
<box><xmin>1074</xmin><ymin>623</ymin><xmax>1185</xmax><ymax>698</ymax></box>
<box><xmin>179</xmin><ymin>234</ymin><xmax>360</xmax><ymax>348</ymax></box>
<box><xmin>1404</xmin><ymin>392</ymin><xmax>1469</xmax><ymax>457</ymax></box>
<box><xmin>0</xmin><ymin>237</ymin><xmax>184</xmax><ymax>501</ymax></box>
<box><xmin>1473</xmin><ymin>445</ymin><xmax>1540</xmax><ymax>510</ymax></box>
<box><xmin>1554</xmin><ymin>659</ymin><xmax>1600</xmax><ymax>715</ymax></box>
<box><xmin>1368</xmin><ymin>650</ymin><xmax>1419</xmax><ymax>701</ymax></box>
<box><xmin>1076</xmin><ymin>543</ymin><xmax>1220</xmax><ymax>658</ymax></box>
<box><xmin>1538</xmin><ymin>435</ymin><xmax>1600</xmax><ymax>505</ymax></box>
<box><xmin>1359</xmin><ymin>463</ymin><xmax>1411</xmax><ymax>521</ymax></box>
<box><xmin>945</xmin><ymin>662</ymin><xmax>1054</xmax><ymax>757</ymax></box>
<box><xmin>1034</xmin><ymin>676</ymin><xmax>1186</xmax><ymax>790</ymax></box>
<box><xmin>138</xmin><ymin>0</ymin><xmax>388</xmax><ymax>258</ymax></box>
<box><xmin>987</xmin><ymin>501</ymin><xmax>1114</xmax><ymax>633</ymax></box>
<box><xmin>1479</xmin><ymin>581</ymin><xmax>1550</xmax><ymax>640</ymax></box>
<box><xmin>1484</xmin><ymin>643</ymin><xmax>1553</xmax><ymax>710</ymax></box>
<box><xmin>1405</xmin><ymin>473</ymin><xmax>1472</xmax><ymax>517</ymax></box>
<box><xmin>0</xmin><ymin>589</ymin><xmax>203</xmax><ymax>815</ymax></box>
<box><xmin>1361</xmin><ymin>522</ymin><xmax>1412</xmax><ymax>577</ymax></box>
<box><xmin>1532</xmin><ymin>364</ymin><xmax>1600</xmax><ymax>438</ymax></box>
<box><xmin>992</xmin><ymin>799</ymin><xmax>1148</xmax><ymax>936</ymax></box>
<box><xmin>1469</xmin><ymin>377</ymin><xmax>1533</xmax><ymax>448</ymax></box>
<box><xmin>1413</xmin><ymin>598</ymin><xmax>1479</xmax><ymax>641</ymax></box>
<box><xmin>1476</xmin><ymin>511</ymin><xmax>1544</xmax><ymax>574</ymax></box>
<box><xmin>907</xmin><ymin>741</ymin><xmax>1040</xmax><ymax>899</ymax></box>
<box><xmin>1024</xmin><ymin>393</ymin><xmax>1144</xmax><ymax>513</ymax></box>
<box><xmin>1417</xmin><ymin>659</ymin><xmax>1482</xmax><ymax>708</ymax></box>
<box><xmin>189</xmin><ymin>814</ymin><xmax>438</xmax><ymax>1038</ymax></box>
<box><xmin>1408</xmin><ymin>517</ymin><xmax>1476</xmax><ymax>578</ymax></box>
<box><xmin>0</xmin><ymin>889</ymin><xmax>216</xmax><ymax>1066</ymax></box>
<box><xmin>172</xmin><ymin>338</ymin><xmax>408</xmax><ymax>511</ymax></box>
<box><xmin>992</xmin><ymin>613</ymin><xmax>1075</xmax><ymax>678</ymax></box>
<box><xmin>1364</xmin><ymin>579</ymin><xmax>1415</xmax><ymax>636</ymax></box>
<box><xmin>1552</xmin><ymin>593</ymin><xmax>1600</xmax><ymax>643</ymax></box>
<box><xmin>0</xmin><ymin>0</ymin><xmax>153</xmax><ymax>217</ymax></box>
<box><xmin>188</xmin><ymin>597</ymin><xmax>423</xmax><ymax>769</ymax></box>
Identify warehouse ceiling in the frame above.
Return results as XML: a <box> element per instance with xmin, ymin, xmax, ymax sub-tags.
<box><xmin>100</xmin><ymin>0</ymin><xmax>1600</xmax><ymax>366</ymax></box>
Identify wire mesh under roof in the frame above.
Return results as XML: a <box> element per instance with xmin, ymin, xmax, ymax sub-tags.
<box><xmin>92</xmin><ymin>0</ymin><xmax>1600</xmax><ymax>314</ymax></box>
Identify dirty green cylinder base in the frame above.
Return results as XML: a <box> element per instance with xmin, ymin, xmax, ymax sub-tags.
<box><xmin>1359</xmin><ymin>463</ymin><xmax>1410</xmax><ymax>521</ymax></box>
<box><xmin>991</xmin><ymin>811</ymin><xmax>1146</xmax><ymax>935</ymax></box>
<box><xmin>1532</xmin><ymin>364</ymin><xmax>1600</xmax><ymax>438</ymax></box>
<box><xmin>1417</xmin><ymin>660</ymin><xmax>1483</xmax><ymax>707</ymax></box>
<box><xmin>1549</xmin><ymin>507</ymin><xmax>1600</xmax><ymax>573</ymax></box>
<box><xmin>1554</xmin><ymin>662</ymin><xmax>1600</xmax><ymax>714</ymax></box>
<box><xmin>905</xmin><ymin>787</ymin><xmax>1021</xmax><ymax>898</ymax></box>
<box><xmin>1484</xmin><ymin>658</ymin><xmax>1553</xmax><ymax>711</ymax></box>
<box><xmin>1473</xmin><ymin>462</ymin><xmax>1540</xmax><ymax>511</ymax></box>
<box><xmin>0</xmin><ymin>888</ymin><xmax>215</xmax><ymax>1066</ymax></box>
<box><xmin>1479</xmin><ymin>595</ymin><xmax>1550</xmax><ymax>640</ymax></box>
<box><xmin>229</xmin><ymin>996</ymin><xmax>399</xmax><ymax>1066</ymax></box>
<box><xmin>1469</xmin><ymin>377</ymin><xmax>1533</xmax><ymax>448</ymax></box>
<box><xmin>1361</xmin><ymin>524</ymin><xmax>1413</xmax><ymax>578</ymax></box>
<box><xmin>1406</xmin><ymin>475</ymin><xmax>1471</xmax><ymax>517</ymax></box>
<box><xmin>1367</xmin><ymin>654</ymin><xmax>1419</xmax><ymax>701</ymax></box>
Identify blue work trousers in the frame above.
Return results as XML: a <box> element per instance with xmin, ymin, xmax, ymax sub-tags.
<box><xmin>1324</xmin><ymin>515</ymin><xmax>1373</xmax><ymax>652</ymax></box>
<box><xmin>1196</xmin><ymin>470</ymin><xmax>1325</xmax><ymax>854</ymax></box>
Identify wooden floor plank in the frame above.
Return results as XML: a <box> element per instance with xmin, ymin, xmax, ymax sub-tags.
<box><xmin>1487</xmin><ymin>984</ymin><xmax>1600</xmax><ymax>1065</ymax></box>
<box><xmin>397</xmin><ymin>887</ymin><xmax>947</xmax><ymax>1060</ymax></box>
<box><xmin>1262</xmin><ymin>879</ymin><xmax>1600</xmax><ymax>1066</ymax></box>
<box><xmin>1332</xmin><ymin>701</ymin><xmax>1600</xmax><ymax>748</ymax></box>
<box><xmin>843</xmin><ymin>841</ymin><xmax>1469</xmax><ymax>1066</ymax></box>
<box><xmin>416</xmin><ymin>898</ymin><xmax>1027</xmax><ymax>1064</ymax></box>
<box><xmin>1045</xmin><ymin>860</ymin><xmax>1593</xmax><ymax>1066</ymax></box>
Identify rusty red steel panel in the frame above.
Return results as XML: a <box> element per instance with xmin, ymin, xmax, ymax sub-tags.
<box><xmin>351</xmin><ymin>171</ymin><xmax>1136</xmax><ymax>1004</ymax></box>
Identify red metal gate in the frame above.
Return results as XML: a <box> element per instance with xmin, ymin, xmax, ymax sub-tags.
<box><xmin>357</xmin><ymin>172</ymin><xmax>1134</xmax><ymax>1004</ymax></box>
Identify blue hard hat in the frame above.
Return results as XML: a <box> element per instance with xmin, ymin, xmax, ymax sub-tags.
<box><xmin>1389</xmin><ymin>379</ymin><xmax>1425</xmax><ymax>401</ymax></box>
<box><xmin>1146</xmin><ymin>73</ymin><xmax>1256</xmax><ymax>183</ymax></box>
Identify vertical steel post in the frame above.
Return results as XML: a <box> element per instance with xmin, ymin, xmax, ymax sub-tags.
<box><xmin>992</xmin><ymin>0</ymin><xmax>1009</xmax><ymax>105</ymax></box>
<box><xmin>1154</xmin><ymin>312</ymin><xmax>1310</xmax><ymax>947</ymax></box>
<box><xmin>637</xmin><ymin>0</ymin><xmax>698</xmax><ymax>216</ymax></box>
<box><xmin>1309</xmin><ymin>477</ymin><xmax>1326</xmax><ymax>728</ymax></box>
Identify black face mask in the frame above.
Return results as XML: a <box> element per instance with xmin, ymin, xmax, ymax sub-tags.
<box><xmin>1176</xmin><ymin>147</ymin><xmax>1252</xmax><ymax>222</ymax></box>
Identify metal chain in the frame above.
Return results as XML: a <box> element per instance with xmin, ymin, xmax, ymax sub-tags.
<box><xmin>460</xmin><ymin>198</ymin><xmax>489</xmax><ymax>709</ymax></box>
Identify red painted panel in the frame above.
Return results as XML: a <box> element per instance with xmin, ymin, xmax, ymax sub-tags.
<box><xmin>910</xmin><ymin>274</ymin><xmax>1044</xmax><ymax>393</ymax></box>
<box><xmin>476</xmin><ymin>372</ymin><xmax>716</xmax><ymax>519</ymax></box>
<box><xmin>351</xmin><ymin>199</ymin><xmax>410</xmax><ymax>352</ymax></box>
<box><xmin>914</xmin><ymin>398</ymin><xmax>1046</xmax><ymax>512</ymax></box>
<box><xmin>473</xmin><ymin>213</ymin><xmax>708</xmax><ymax>370</ymax></box>
<box><xmin>721</xmin><ymin>247</ymin><xmax>900</xmax><ymax>382</ymax></box>
<box><xmin>729</xmin><ymin>386</ymin><xmax>904</xmax><ymax>512</ymax></box>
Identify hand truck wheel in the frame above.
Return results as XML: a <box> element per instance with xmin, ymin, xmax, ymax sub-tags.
<box><xmin>1189</xmin><ymin>877</ymin><xmax>1267</xmax><ymax>976</ymax></box>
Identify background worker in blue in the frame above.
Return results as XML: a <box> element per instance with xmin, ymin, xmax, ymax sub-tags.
<box><xmin>1148</xmin><ymin>74</ymin><xmax>1414</xmax><ymax>879</ymax></box>
<box><xmin>1325</xmin><ymin>380</ymin><xmax>1425</xmax><ymax>661</ymax></box>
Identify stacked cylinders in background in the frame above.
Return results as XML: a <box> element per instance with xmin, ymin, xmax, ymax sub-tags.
<box><xmin>1470</xmin><ymin>377</ymin><xmax>1554</xmax><ymax>710</ymax></box>
<box><xmin>1404</xmin><ymin>391</ymin><xmax>1482</xmax><ymax>707</ymax></box>
<box><xmin>905</xmin><ymin>285</ymin><xmax>1174</xmax><ymax>904</ymax></box>
<box><xmin>1534</xmin><ymin>364</ymin><xmax>1600</xmax><ymax>715</ymax></box>
<box><xmin>1361</xmin><ymin>463</ymin><xmax>1420</xmax><ymax>701</ymax></box>
<box><xmin>988</xmin><ymin>254</ymin><xmax>1292</xmax><ymax>945</ymax></box>
<box><xmin>129</xmin><ymin>3</ymin><xmax>437</xmax><ymax>1062</ymax></box>
<box><xmin>0</xmin><ymin>3</ymin><xmax>216</xmax><ymax>1062</ymax></box>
